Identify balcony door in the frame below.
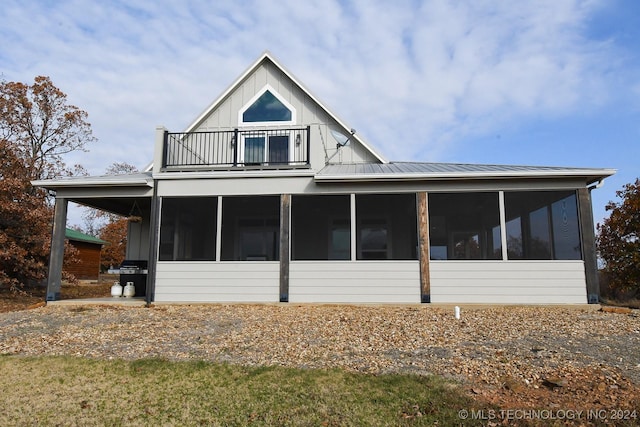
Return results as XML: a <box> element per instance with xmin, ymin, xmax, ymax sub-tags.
<box><xmin>243</xmin><ymin>134</ymin><xmax>290</xmax><ymax>165</ymax></box>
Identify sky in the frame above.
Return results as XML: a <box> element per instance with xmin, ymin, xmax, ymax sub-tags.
<box><xmin>1</xmin><ymin>0</ymin><xmax>639</xmax><ymax>228</ymax></box>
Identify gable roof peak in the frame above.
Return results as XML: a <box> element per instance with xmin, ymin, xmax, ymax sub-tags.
<box><xmin>183</xmin><ymin>51</ymin><xmax>387</xmax><ymax>164</ymax></box>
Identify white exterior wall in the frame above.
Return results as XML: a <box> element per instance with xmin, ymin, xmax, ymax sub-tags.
<box><xmin>155</xmin><ymin>262</ymin><xmax>280</xmax><ymax>302</ymax></box>
<box><xmin>430</xmin><ymin>261</ymin><xmax>587</xmax><ymax>304</ymax></box>
<box><xmin>289</xmin><ymin>261</ymin><xmax>421</xmax><ymax>303</ymax></box>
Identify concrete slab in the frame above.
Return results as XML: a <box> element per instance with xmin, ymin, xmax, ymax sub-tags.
<box><xmin>47</xmin><ymin>297</ymin><xmax>147</xmax><ymax>307</ymax></box>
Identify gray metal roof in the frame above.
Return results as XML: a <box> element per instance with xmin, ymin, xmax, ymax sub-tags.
<box><xmin>315</xmin><ymin>162</ymin><xmax>616</xmax><ymax>184</ymax></box>
<box><xmin>32</xmin><ymin>172</ymin><xmax>153</xmax><ymax>189</ymax></box>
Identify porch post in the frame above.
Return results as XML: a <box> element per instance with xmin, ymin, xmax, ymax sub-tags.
<box><xmin>578</xmin><ymin>187</ymin><xmax>600</xmax><ymax>303</ymax></box>
<box><xmin>146</xmin><ymin>182</ymin><xmax>160</xmax><ymax>304</ymax></box>
<box><xmin>279</xmin><ymin>194</ymin><xmax>291</xmax><ymax>302</ymax></box>
<box><xmin>417</xmin><ymin>192</ymin><xmax>431</xmax><ymax>303</ymax></box>
<box><xmin>46</xmin><ymin>197</ymin><xmax>68</xmax><ymax>301</ymax></box>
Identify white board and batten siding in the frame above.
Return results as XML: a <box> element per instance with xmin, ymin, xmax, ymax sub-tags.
<box><xmin>430</xmin><ymin>261</ymin><xmax>587</xmax><ymax>304</ymax></box>
<box><xmin>155</xmin><ymin>262</ymin><xmax>280</xmax><ymax>303</ymax></box>
<box><xmin>289</xmin><ymin>261</ymin><xmax>421</xmax><ymax>303</ymax></box>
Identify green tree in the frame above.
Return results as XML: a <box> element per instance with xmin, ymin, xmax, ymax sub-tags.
<box><xmin>597</xmin><ymin>179</ymin><xmax>640</xmax><ymax>295</ymax></box>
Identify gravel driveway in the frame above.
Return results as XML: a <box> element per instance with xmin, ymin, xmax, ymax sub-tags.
<box><xmin>1</xmin><ymin>303</ymin><xmax>638</xmax><ymax>390</ymax></box>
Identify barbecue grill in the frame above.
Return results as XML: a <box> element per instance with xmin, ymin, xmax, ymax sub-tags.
<box><xmin>118</xmin><ymin>260</ymin><xmax>148</xmax><ymax>297</ymax></box>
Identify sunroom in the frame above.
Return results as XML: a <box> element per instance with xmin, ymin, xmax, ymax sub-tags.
<box><xmin>152</xmin><ymin>187</ymin><xmax>588</xmax><ymax>304</ymax></box>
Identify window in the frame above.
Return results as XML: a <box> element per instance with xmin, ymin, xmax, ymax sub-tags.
<box><xmin>242</xmin><ymin>90</ymin><xmax>292</xmax><ymax>123</ymax></box>
<box><xmin>242</xmin><ymin>132</ymin><xmax>289</xmax><ymax>165</ymax></box>
<box><xmin>291</xmin><ymin>195</ymin><xmax>350</xmax><ymax>260</ymax></box>
<box><xmin>238</xmin><ymin>86</ymin><xmax>296</xmax><ymax>165</ymax></box>
<box><xmin>428</xmin><ymin>193</ymin><xmax>501</xmax><ymax>260</ymax></box>
<box><xmin>329</xmin><ymin>219</ymin><xmax>351</xmax><ymax>260</ymax></box>
<box><xmin>221</xmin><ymin>196</ymin><xmax>280</xmax><ymax>261</ymax></box>
<box><xmin>159</xmin><ymin>198</ymin><xmax>217</xmax><ymax>261</ymax></box>
<box><xmin>237</xmin><ymin>218</ymin><xmax>279</xmax><ymax>261</ymax></box>
<box><xmin>355</xmin><ymin>194</ymin><xmax>418</xmax><ymax>260</ymax></box>
<box><xmin>504</xmin><ymin>191</ymin><xmax>581</xmax><ymax>260</ymax></box>
<box><xmin>359</xmin><ymin>219</ymin><xmax>389</xmax><ymax>259</ymax></box>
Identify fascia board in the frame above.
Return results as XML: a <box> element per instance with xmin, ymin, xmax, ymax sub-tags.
<box><xmin>31</xmin><ymin>177</ymin><xmax>154</xmax><ymax>189</ymax></box>
<box><xmin>314</xmin><ymin>168</ymin><xmax>617</xmax><ymax>183</ymax></box>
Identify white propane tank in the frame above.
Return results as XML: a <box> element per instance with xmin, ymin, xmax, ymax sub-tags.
<box><xmin>454</xmin><ymin>306</ymin><xmax>461</xmax><ymax>320</ymax></box>
<box><xmin>123</xmin><ymin>282</ymin><xmax>135</xmax><ymax>298</ymax></box>
<box><xmin>111</xmin><ymin>282</ymin><xmax>123</xmax><ymax>298</ymax></box>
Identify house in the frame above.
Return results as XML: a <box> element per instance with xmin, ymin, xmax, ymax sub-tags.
<box><xmin>65</xmin><ymin>228</ymin><xmax>107</xmax><ymax>280</ymax></box>
<box><xmin>34</xmin><ymin>52</ymin><xmax>615</xmax><ymax>305</ymax></box>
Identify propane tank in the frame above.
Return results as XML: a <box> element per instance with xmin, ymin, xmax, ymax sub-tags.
<box><xmin>111</xmin><ymin>281</ymin><xmax>123</xmax><ymax>298</ymax></box>
<box><xmin>123</xmin><ymin>282</ymin><xmax>136</xmax><ymax>298</ymax></box>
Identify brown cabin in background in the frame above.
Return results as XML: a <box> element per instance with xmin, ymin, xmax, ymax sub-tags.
<box><xmin>65</xmin><ymin>228</ymin><xmax>107</xmax><ymax>280</ymax></box>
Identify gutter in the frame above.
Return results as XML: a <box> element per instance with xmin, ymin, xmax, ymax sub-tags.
<box><xmin>314</xmin><ymin>169</ymin><xmax>617</xmax><ymax>184</ymax></box>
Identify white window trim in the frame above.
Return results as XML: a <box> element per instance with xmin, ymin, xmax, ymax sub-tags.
<box><xmin>238</xmin><ymin>84</ymin><xmax>297</xmax><ymax>127</ymax></box>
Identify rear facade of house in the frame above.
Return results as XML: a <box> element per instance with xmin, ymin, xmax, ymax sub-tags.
<box><xmin>36</xmin><ymin>53</ymin><xmax>615</xmax><ymax>305</ymax></box>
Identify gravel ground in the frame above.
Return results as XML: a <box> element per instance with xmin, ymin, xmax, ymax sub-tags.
<box><xmin>1</xmin><ymin>303</ymin><xmax>639</xmax><ymax>391</ymax></box>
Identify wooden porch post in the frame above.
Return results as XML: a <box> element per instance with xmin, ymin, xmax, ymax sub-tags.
<box><xmin>578</xmin><ymin>187</ymin><xmax>600</xmax><ymax>303</ymax></box>
<box><xmin>279</xmin><ymin>194</ymin><xmax>291</xmax><ymax>302</ymax></box>
<box><xmin>46</xmin><ymin>197</ymin><xmax>68</xmax><ymax>301</ymax></box>
<box><xmin>417</xmin><ymin>192</ymin><xmax>431</xmax><ymax>303</ymax></box>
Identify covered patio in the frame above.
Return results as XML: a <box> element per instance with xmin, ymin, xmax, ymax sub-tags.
<box><xmin>32</xmin><ymin>173</ymin><xmax>154</xmax><ymax>302</ymax></box>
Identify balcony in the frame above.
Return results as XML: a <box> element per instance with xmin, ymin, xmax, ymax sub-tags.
<box><xmin>162</xmin><ymin>126</ymin><xmax>311</xmax><ymax>170</ymax></box>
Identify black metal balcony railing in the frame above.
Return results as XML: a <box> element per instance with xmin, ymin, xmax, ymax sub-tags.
<box><xmin>162</xmin><ymin>126</ymin><xmax>311</xmax><ymax>169</ymax></box>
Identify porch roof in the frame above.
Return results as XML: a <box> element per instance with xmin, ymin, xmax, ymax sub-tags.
<box><xmin>32</xmin><ymin>172</ymin><xmax>153</xmax><ymax>189</ymax></box>
<box><xmin>315</xmin><ymin>162</ymin><xmax>616</xmax><ymax>185</ymax></box>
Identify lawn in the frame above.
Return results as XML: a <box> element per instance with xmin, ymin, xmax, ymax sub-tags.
<box><xmin>0</xmin><ymin>355</ymin><xmax>486</xmax><ymax>426</ymax></box>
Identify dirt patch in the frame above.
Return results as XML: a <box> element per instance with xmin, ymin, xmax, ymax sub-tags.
<box><xmin>0</xmin><ymin>281</ymin><xmax>112</xmax><ymax>313</ymax></box>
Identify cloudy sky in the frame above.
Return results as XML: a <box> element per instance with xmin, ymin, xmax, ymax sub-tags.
<box><xmin>1</xmin><ymin>0</ymin><xmax>639</xmax><ymax>227</ymax></box>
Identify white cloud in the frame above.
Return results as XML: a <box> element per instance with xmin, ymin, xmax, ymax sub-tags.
<box><xmin>0</xmin><ymin>0</ymin><xmax>629</xmax><ymax>169</ymax></box>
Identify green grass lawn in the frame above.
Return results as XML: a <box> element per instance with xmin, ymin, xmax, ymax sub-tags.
<box><xmin>0</xmin><ymin>355</ymin><xmax>485</xmax><ymax>426</ymax></box>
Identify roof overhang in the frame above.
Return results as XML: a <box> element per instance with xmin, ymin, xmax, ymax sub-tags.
<box><xmin>315</xmin><ymin>163</ymin><xmax>616</xmax><ymax>186</ymax></box>
<box><xmin>31</xmin><ymin>172</ymin><xmax>154</xmax><ymax>190</ymax></box>
<box><xmin>31</xmin><ymin>172</ymin><xmax>154</xmax><ymax>216</ymax></box>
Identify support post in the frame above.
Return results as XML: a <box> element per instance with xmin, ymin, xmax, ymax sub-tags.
<box><xmin>146</xmin><ymin>182</ymin><xmax>160</xmax><ymax>305</ymax></box>
<box><xmin>578</xmin><ymin>187</ymin><xmax>600</xmax><ymax>303</ymax></box>
<box><xmin>46</xmin><ymin>197</ymin><xmax>68</xmax><ymax>301</ymax></box>
<box><xmin>417</xmin><ymin>192</ymin><xmax>431</xmax><ymax>303</ymax></box>
<box><xmin>279</xmin><ymin>194</ymin><xmax>291</xmax><ymax>302</ymax></box>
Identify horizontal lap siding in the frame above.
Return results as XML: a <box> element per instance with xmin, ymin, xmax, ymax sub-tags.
<box><xmin>430</xmin><ymin>261</ymin><xmax>587</xmax><ymax>304</ymax></box>
<box><xmin>155</xmin><ymin>262</ymin><xmax>280</xmax><ymax>302</ymax></box>
<box><xmin>289</xmin><ymin>261</ymin><xmax>420</xmax><ymax>303</ymax></box>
